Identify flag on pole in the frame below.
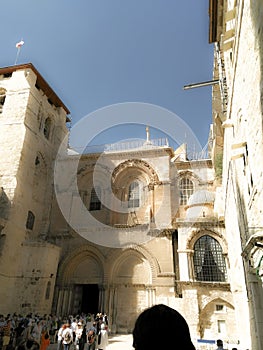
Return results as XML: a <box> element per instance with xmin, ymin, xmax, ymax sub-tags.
<box><xmin>16</xmin><ymin>40</ymin><xmax>24</xmax><ymax>48</ymax></box>
<box><xmin>15</xmin><ymin>40</ymin><xmax>25</xmax><ymax>65</ymax></box>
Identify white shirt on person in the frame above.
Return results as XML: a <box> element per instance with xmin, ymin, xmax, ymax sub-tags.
<box><xmin>62</xmin><ymin>327</ymin><xmax>73</xmax><ymax>344</ymax></box>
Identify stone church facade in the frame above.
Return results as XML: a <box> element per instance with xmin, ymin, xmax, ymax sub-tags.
<box><xmin>0</xmin><ymin>63</ymin><xmax>243</xmax><ymax>348</ymax></box>
<box><xmin>1</xmin><ymin>1</ymin><xmax>263</xmax><ymax>348</ymax></box>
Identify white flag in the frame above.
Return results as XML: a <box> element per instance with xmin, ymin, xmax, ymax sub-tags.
<box><xmin>16</xmin><ymin>40</ymin><xmax>24</xmax><ymax>48</ymax></box>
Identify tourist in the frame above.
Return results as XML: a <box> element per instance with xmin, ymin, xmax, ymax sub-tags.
<box><xmin>132</xmin><ymin>304</ymin><xmax>195</xmax><ymax>350</ymax></box>
<box><xmin>86</xmin><ymin>324</ymin><xmax>96</xmax><ymax>350</ymax></box>
<box><xmin>97</xmin><ymin>323</ymin><xmax>108</xmax><ymax>350</ymax></box>
<box><xmin>75</xmin><ymin>322</ymin><xmax>83</xmax><ymax>350</ymax></box>
<box><xmin>40</xmin><ymin>332</ymin><xmax>50</xmax><ymax>350</ymax></box>
<box><xmin>216</xmin><ymin>339</ymin><xmax>224</xmax><ymax>350</ymax></box>
<box><xmin>57</xmin><ymin>324</ymin><xmax>67</xmax><ymax>350</ymax></box>
<box><xmin>61</xmin><ymin>324</ymin><xmax>73</xmax><ymax>350</ymax></box>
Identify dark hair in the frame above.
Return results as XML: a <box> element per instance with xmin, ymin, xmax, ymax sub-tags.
<box><xmin>26</xmin><ymin>340</ymin><xmax>34</xmax><ymax>349</ymax></box>
<box><xmin>133</xmin><ymin>304</ymin><xmax>195</xmax><ymax>350</ymax></box>
<box><xmin>217</xmin><ymin>339</ymin><xmax>223</xmax><ymax>347</ymax></box>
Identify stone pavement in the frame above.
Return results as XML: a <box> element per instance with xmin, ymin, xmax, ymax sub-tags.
<box><xmin>49</xmin><ymin>334</ymin><xmax>134</xmax><ymax>350</ymax></box>
<box><xmin>107</xmin><ymin>334</ymin><xmax>133</xmax><ymax>350</ymax></box>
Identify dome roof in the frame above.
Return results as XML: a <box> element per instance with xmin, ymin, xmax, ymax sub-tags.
<box><xmin>187</xmin><ymin>190</ymin><xmax>215</xmax><ymax>206</ymax></box>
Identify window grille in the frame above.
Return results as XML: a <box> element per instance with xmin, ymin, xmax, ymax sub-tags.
<box><xmin>89</xmin><ymin>186</ymin><xmax>101</xmax><ymax>211</ymax></box>
<box><xmin>216</xmin><ymin>304</ymin><xmax>224</xmax><ymax>311</ymax></box>
<box><xmin>193</xmin><ymin>235</ymin><xmax>227</xmax><ymax>282</ymax></box>
<box><xmin>179</xmin><ymin>178</ymin><xmax>194</xmax><ymax>205</ymax></box>
<box><xmin>128</xmin><ymin>181</ymin><xmax>140</xmax><ymax>208</ymax></box>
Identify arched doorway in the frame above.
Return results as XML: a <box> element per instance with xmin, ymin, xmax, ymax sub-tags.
<box><xmin>54</xmin><ymin>246</ymin><xmax>104</xmax><ymax>316</ymax></box>
<box><xmin>109</xmin><ymin>249</ymin><xmax>154</xmax><ymax>333</ymax></box>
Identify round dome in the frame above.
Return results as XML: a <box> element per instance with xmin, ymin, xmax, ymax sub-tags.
<box><xmin>187</xmin><ymin>190</ymin><xmax>215</xmax><ymax>206</ymax></box>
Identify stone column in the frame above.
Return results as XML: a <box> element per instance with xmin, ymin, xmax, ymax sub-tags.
<box><xmin>62</xmin><ymin>288</ymin><xmax>69</xmax><ymax>316</ymax></box>
<box><xmin>56</xmin><ymin>288</ymin><xmax>63</xmax><ymax>316</ymax></box>
<box><xmin>67</xmin><ymin>287</ymin><xmax>73</xmax><ymax>315</ymax></box>
<box><xmin>177</xmin><ymin>249</ymin><xmax>191</xmax><ymax>281</ymax></box>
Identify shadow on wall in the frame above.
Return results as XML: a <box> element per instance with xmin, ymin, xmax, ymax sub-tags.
<box><xmin>0</xmin><ymin>187</ymin><xmax>11</xmax><ymax>254</ymax></box>
<box><xmin>0</xmin><ymin>187</ymin><xmax>10</xmax><ymax>220</ymax></box>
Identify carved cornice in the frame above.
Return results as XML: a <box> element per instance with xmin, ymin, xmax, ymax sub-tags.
<box><xmin>178</xmin><ymin>281</ymin><xmax>231</xmax><ymax>290</ymax></box>
<box><xmin>176</xmin><ymin>218</ymin><xmax>225</xmax><ymax>228</ymax></box>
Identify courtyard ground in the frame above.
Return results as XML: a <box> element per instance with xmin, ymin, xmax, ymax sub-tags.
<box><xmin>49</xmin><ymin>334</ymin><xmax>134</xmax><ymax>350</ymax></box>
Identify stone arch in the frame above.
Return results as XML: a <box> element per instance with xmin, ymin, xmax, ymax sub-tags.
<box><xmin>111</xmin><ymin>159</ymin><xmax>160</xmax><ymax>185</ymax></box>
<box><xmin>57</xmin><ymin>244</ymin><xmax>105</xmax><ymax>285</ymax></box>
<box><xmin>177</xmin><ymin>170</ymin><xmax>203</xmax><ymax>184</ymax></box>
<box><xmin>198</xmin><ymin>297</ymin><xmax>235</xmax><ymax>339</ymax></box>
<box><xmin>186</xmin><ymin>228</ymin><xmax>228</xmax><ymax>254</ymax></box>
<box><xmin>77</xmin><ymin>162</ymin><xmax>112</xmax><ymax>198</ymax></box>
<box><xmin>106</xmin><ymin>244</ymin><xmax>161</xmax><ymax>284</ymax></box>
<box><xmin>77</xmin><ymin>161</ymin><xmax>112</xmax><ymax>178</ymax></box>
<box><xmin>106</xmin><ymin>245</ymin><xmax>161</xmax><ymax>333</ymax></box>
<box><xmin>186</xmin><ymin>229</ymin><xmax>229</xmax><ymax>282</ymax></box>
<box><xmin>110</xmin><ymin>160</ymin><xmax>162</xmax><ymax>226</ymax></box>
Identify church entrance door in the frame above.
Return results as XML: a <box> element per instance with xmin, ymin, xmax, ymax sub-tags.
<box><xmin>72</xmin><ymin>284</ymin><xmax>99</xmax><ymax>315</ymax></box>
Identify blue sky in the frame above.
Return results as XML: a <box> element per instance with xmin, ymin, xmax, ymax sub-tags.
<box><xmin>1</xmin><ymin>0</ymin><xmax>213</xmax><ymax>149</ymax></box>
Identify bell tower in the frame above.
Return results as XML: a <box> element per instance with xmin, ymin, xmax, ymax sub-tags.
<box><xmin>0</xmin><ymin>63</ymin><xmax>70</xmax><ymax>313</ymax></box>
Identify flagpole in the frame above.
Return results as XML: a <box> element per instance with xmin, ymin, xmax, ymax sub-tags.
<box><xmin>14</xmin><ymin>47</ymin><xmax>21</xmax><ymax>65</ymax></box>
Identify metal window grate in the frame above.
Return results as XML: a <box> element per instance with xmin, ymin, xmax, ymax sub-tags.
<box><xmin>193</xmin><ymin>235</ymin><xmax>227</xmax><ymax>282</ymax></box>
<box><xmin>128</xmin><ymin>181</ymin><xmax>140</xmax><ymax>208</ymax></box>
<box><xmin>89</xmin><ymin>186</ymin><xmax>101</xmax><ymax>211</ymax></box>
<box><xmin>179</xmin><ymin>178</ymin><xmax>194</xmax><ymax>205</ymax></box>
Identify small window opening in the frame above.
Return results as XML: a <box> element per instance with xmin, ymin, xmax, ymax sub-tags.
<box><xmin>0</xmin><ymin>88</ymin><xmax>6</xmax><ymax>113</ymax></box>
<box><xmin>43</xmin><ymin>117</ymin><xmax>51</xmax><ymax>139</ymax></box>
<box><xmin>26</xmin><ymin>211</ymin><xmax>35</xmax><ymax>230</ymax></box>
<box><xmin>216</xmin><ymin>304</ymin><xmax>224</xmax><ymax>311</ymax></box>
<box><xmin>179</xmin><ymin>178</ymin><xmax>194</xmax><ymax>205</ymax></box>
<box><xmin>3</xmin><ymin>73</ymin><xmax>12</xmax><ymax>78</ymax></box>
<box><xmin>128</xmin><ymin>181</ymin><xmax>140</xmax><ymax>208</ymax></box>
<box><xmin>45</xmin><ymin>281</ymin><xmax>51</xmax><ymax>300</ymax></box>
<box><xmin>89</xmin><ymin>186</ymin><xmax>101</xmax><ymax>211</ymax></box>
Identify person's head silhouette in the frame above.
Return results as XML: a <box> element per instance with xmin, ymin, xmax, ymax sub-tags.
<box><xmin>216</xmin><ymin>339</ymin><xmax>224</xmax><ymax>348</ymax></box>
<box><xmin>133</xmin><ymin>304</ymin><xmax>195</xmax><ymax>350</ymax></box>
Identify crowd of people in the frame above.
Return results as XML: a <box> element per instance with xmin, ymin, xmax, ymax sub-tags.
<box><xmin>0</xmin><ymin>312</ymin><xmax>108</xmax><ymax>350</ymax></box>
<box><xmin>1</xmin><ymin>305</ymin><xmax>239</xmax><ymax>350</ymax></box>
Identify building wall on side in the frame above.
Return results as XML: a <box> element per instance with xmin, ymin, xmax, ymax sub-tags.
<box><xmin>212</xmin><ymin>0</ymin><xmax>263</xmax><ymax>348</ymax></box>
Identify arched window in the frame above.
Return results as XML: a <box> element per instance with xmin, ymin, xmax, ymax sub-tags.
<box><xmin>43</xmin><ymin>117</ymin><xmax>51</xmax><ymax>139</ymax></box>
<box><xmin>26</xmin><ymin>211</ymin><xmax>35</xmax><ymax>230</ymax></box>
<box><xmin>89</xmin><ymin>186</ymin><xmax>101</xmax><ymax>211</ymax></box>
<box><xmin>179</xmin><ymin>178</ymin><xmax>194</xmax><ymax>205</ymax></box>
<box><xmin>128</xmin><ymin>181</ymin><xmax>140</xmax><ymax>208</ymax></box>
<box><xmin>45</xmin><ymin>281</ymin><xmax>51</xmax><ymax>300</ymax></box>
<box><xmin>0</xmin><ymin>88</ymin><xmax>6</xmax><ymax>114</ymax></box>
<box><xmin>193</xmin><ymin>235</ymin><xmax>227</xmax><ymax>282</ymax></box>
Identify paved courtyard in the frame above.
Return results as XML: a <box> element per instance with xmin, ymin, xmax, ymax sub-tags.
<box><xmin>107</xmin><ymin>334</ymin><xmax>134</xmax><ymax>350</ymax></box>
<box><xmin>49</xmin><ymin>334</ymin><xmax>134</xmax><ymax>350</ymax></box>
